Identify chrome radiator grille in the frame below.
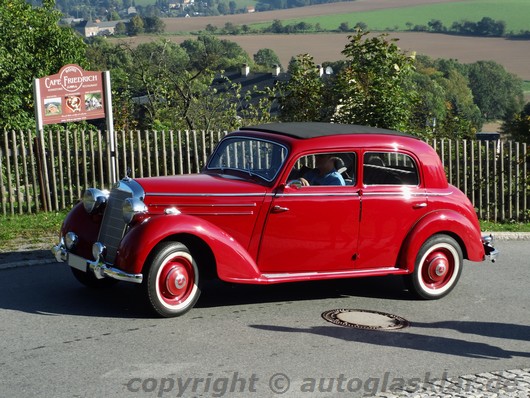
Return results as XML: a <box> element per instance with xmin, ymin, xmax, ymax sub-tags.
<box><xmin>97</xmin><ymin>187</ymin><xmax>131</xmax><ymax>265</ymax></box>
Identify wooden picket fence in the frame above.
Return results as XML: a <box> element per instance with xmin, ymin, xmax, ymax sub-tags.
<box><xmin>1</xmin><ymin>129</ymin><xmax>528</xmax><ymax>222</ymax></box>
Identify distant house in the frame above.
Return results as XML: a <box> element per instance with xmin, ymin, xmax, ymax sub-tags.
<box><xmin>76</xmin><ymin>20</ymin><xmax>126</xmax><ymax>37</ymax></box>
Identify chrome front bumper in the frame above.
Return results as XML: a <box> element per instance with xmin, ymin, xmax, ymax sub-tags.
<box><xmin>482</xmin><ymin>235</ymin><xmax>499</xmax><ymax>262</ymax></box>
<box><xmin>52</xmin><ymin>240</ymin><xmax>143</xmax><ymax>284</ymax></box>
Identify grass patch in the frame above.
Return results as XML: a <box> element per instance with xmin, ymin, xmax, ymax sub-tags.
<box><xmin>480</xmin><ymin>220</ymin><xmax>530</xmax><ymax>232</ymax></box>
<box><xmin>0</xmin><ymin>211</ymin><xmax>66</xmax><ymax>251</ymax></box>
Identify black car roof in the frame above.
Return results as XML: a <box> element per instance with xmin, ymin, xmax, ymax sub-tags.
<box><xmin>240</xmin><ymin>122</ymin><xmax>415</xmax><ymax>139</ymax></box>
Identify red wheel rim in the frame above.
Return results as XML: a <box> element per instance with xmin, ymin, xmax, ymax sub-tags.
<box><xmin>421</xmin><ymin>249</ymin><xmax>454</xmax><ymax>290</ymax></box>
<box><xmin>157</xmin><ymin>256</ymin><xmax>195</xmax><ymax>306</ymax></box>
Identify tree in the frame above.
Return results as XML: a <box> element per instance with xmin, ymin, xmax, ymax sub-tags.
<box><xmin>408</xmin><ymin>68</ymin><xmax>447</xmax><ymax>137</ymax></box>
<box><xmin>0</xmin><ymin>0</ymin><xmax>87</xmax><ymax>129</ymax></box>
<box><xmin>107</xmin><ymin>35</ymin><xmax>261</xmax><ymax>131</ymax></box>
<box><xmin>144</xmin><ymin>16</ymin><xmax>165</xmax><ymax>34</ymax></box>
<box><xmin>413</xmin><ymin>55</ymin><xmax>481</xmax><ymax>138</ymax></box>
<box><xmin>466</xmin><ymin>60</ymin><xmax>523</xmax><ymax>121</ymax></box>
<box><xmin>253</xmin><ymin>48</ymin><xmax>281</xmax><ymax>70</ymax></box>
<box><xmin>501</xmin><ymin>102</ymin><xmax>530</xmax><ymax>143</ymax></box>
<box><xmin>435</xmin><ymin>69</ymin><xmax>481</xmax><ymax>138</ymax></box>
<box><xmin>338</xmin><ymin>22</ymin><xmax>350</xmax><ymax>32</ymax></box>
<box><xmin>127</xmin><ymin>15</ymin><xmax>145</xmax><ymax>36</ymax></box>
<box><xmin>277</xmin><ymin>54</ymin><xmax>330</xmax><ymax>122</ymax></box>
<box><xmin>332</xmin><ymin>31</ymin><xmax>417</xmax><ymax>132</ymax></box>
<box><xmin>86</xmin><ymin>38</ymin><xmax>137</xmax><ymax>130</ymax></box>
<box><xmin>427</xmin><ymin>19</ymin><xmax>445</xmax><ymax>32</ymax></box>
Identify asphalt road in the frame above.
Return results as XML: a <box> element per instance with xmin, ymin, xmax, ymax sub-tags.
<box><xmin>0</xmin><ymin>240</ymin><xmax>528</xmax><ymax>397</ymax></box>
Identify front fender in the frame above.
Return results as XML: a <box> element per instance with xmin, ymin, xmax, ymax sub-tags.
<box><xmin>115</xmin><ymin>214</ymin><xmax>262</xmax><ymax>281</ymax></box>
<box><xmin>60</xmin><ymin>202</ymin><xmax>102</xmax><ymax>259</ymax></box>
<box><xmin>399</xmin><ymin>209</ymin><xmax>485</xmax><ymax>272</ymax></box>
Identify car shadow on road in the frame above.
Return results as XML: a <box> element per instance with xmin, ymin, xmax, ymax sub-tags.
<box><xmin>249</xmin><ymin>324</ymin><xmax>530</xmax><ymax>359</ymax></box>
<box><xmin>197</xmin><ymin>274</ymin><xmax>415</xmax><ymax>309</ymax></box>
<box><xmin>0</xmin><ymin>260</ymin><xmax>415</xmax><ymax>318</ymax></box>
<box><xmin>0</xmin><ymin>262</ymin><xmax>154</xmax><ymax>318</ymax></box>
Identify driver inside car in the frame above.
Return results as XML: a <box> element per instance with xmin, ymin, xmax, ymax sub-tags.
<box><xmin>300</xmin><ymin>154</ymin><xmax>345</xmax><ymax>186</ymax></box>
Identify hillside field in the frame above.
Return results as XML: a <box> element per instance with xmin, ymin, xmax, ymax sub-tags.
<box><xmin>113</xmin><ymin>0</ymin><xmax>530</xmax><ymax>80</ymax></box>
<box><xmin>114</xmin><ymin>32</ymin><xmax>530</xmax><ymax>81</ymax></box>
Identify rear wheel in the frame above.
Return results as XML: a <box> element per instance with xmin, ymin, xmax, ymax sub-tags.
<box><xmin>143</xmin><ymin>242</ymin><xmax>201</xmax><ymax>318</ymax></box>
<box><xmin>408</xmin><ymin>234</ymin><xmax>463</xmax><ymax>299</ymax></box>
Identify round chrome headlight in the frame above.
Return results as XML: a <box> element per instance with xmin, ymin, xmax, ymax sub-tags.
<box><xmin>92</xmin><ymin>242</ymin><xmax>106</xmax><ymax>261</ymax></box>
<box><xmin>82</xmin><ymin>188</ymin><xmax>109</xmax><ymax>213</ymax></box>
<box><xmin>64</xmin><ymin>232</ymin><xmax>78</xmax><ymax>250</ymax></box>
<box><xmin>122</xmin><ymin>197</ymin><xmax>147</xmax><ymax>224</ymax></box>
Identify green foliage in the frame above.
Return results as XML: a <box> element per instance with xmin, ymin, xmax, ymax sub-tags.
<box><xmin>0</xmin><ymin>0</ymin><xmax>87</xmax><ymax>129</ymax></box>
<box><xmin>332</xmin><ymin>31</ymin><xmax>416</xmax><ymax>132</ymax></box>
<box><xmin>501</xmin><ymin>102</ymin><xmax>530</xmax><ymax>143</ymax></box>
<box><xmin>466</xmin><ymin>61</ymin><xmax>524</xmax><ymax>121</ymax></box>
<box><xmin>277</xmin><ymin>54</ymin><xmax>329</xmax><ymax>122</ymax></box>
<box><xmin>88</xmin><ymin>35</ymin><xmax>268</xmax><ymax>132</ymax></box>
<box><xmin>412</xmin><ymin>56</ymin><xmax>479</xmax><ymax>138</ymax></box>
<box><xmin>128</xmin><ymin>15</ymin><xmax>145</xmax><ymax>35</ymax></box>
<box><xmin>253</xmin><ymin>48</ymin><xmax>281</xmax><ymax>70</ymax></box>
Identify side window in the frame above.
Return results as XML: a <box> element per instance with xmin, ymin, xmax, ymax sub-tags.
<box><xmin>363</xmin><ymin>152</ymin><xmax>419</xmax><ymax>186</ymax></box>
<box><xmin>288</xmin><ymin>152</ymin><xmax>357</xmax><ymax>186</ymax></box>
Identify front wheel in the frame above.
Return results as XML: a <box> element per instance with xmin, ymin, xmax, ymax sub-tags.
<box><xmin>143</xmin><ymin>242</ymin><xmax>201</xmax><ymax>318</ymax></box>
<box><xmin>407</xmin><ymin>234</ymin><xmax>463</xmax><ymax>300</ymax></box>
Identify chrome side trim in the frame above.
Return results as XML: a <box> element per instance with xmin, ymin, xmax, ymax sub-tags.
<box><xmin>426</xmin><ymin>191</ymin><xmax>453</xmax><ymax>197</ymax></box>
<box><xmin>362</xmin><ymin>192</ymin><xmax>425</xmax><ymax>197</ymax></box>
<box><xmin>146</xmin><ymin>192</ymin><xmax>268</xmax><ymax>197</ymax></box>
<box><xmin>152</xmin><ymin>203</ymin><xmax>257</xmax><ymax>208</ymax></box>
<box><xmin>262</xmin><ymin>267</ymin><xmax>407</xmax><ymax>280</ymax></box>
<box><xmin>360</xmin><ymin>191</ymin><xmax>453</xmax><ymax>197</ymax></box>
<box><xmin>275</xmin><ymin>192</ymin><xmax>360</xmax><ymax>198</ymax></box>
<box><xmin>178</xmin><ymin>211</ymin><xmax>255</xmax><ymax>216</ymax></box>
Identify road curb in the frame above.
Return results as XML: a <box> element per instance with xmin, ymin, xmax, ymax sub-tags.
<box><xmin>0</xmin><ymin>257</ymin><xmax>56</xmax><ymax>271</ymax></box>
<box><xmin>483</xmin><ymin>232</ymin><xmax>530</xmax><ymax>240</ymax></box>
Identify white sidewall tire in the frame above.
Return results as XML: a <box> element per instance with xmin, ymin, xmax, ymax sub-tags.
<box><xmin>145</xmin><ymin>242</ymin><xmax>201</xmax><ymax>317</ymax></box>
<box><xmin>412</xmin><ymin>235</ymin><xmax>463</xmax><ymax>300</ymax></box>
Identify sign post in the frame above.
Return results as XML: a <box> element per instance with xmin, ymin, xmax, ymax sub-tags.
<box><xmin>34</xmin><ymin>64</ymin><xmax>116</xmax><ymax>210</ymax></box>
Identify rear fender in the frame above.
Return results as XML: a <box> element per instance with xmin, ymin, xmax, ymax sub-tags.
<box><xmin>398</xmin><ymin>210</ymin><xmax>485</xmax><ymax>272</ymax></box>
<box><xmin>115</xmin><ymin>214</ymin><xmax>261</xmax><ymax>281</ymax></box>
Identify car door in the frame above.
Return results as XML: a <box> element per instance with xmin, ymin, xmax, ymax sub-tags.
<box><xmin>257</xmin><ymin>152</ymin><xmax>360</xmax><ymax>273</ymax></box>
<box><xmin>357</xmin><ymin>151</ymin><xmax>428</xmax><ymax>269</ymax></box>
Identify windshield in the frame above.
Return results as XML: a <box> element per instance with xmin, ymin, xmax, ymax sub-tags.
<box><xmin>206</xmin><ymin>136</ymin><xmax>288</xmax><ymax>182</ymax></box>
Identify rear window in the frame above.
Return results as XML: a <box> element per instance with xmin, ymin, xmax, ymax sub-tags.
<box><xmin>363</xmin><ymin>152</ymin><xmax>419</xmax><ymax>186</ymax></box>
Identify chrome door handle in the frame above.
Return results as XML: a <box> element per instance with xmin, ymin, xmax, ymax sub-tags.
<box><xmin>413</xmin><ymin>202</ymin><xmax>428</xmax><ymax>209</ymax></box>
<box><xmin>272</xmin><ymin>205</ymin><xmax>289</xmax><ymax>213</ymax></box>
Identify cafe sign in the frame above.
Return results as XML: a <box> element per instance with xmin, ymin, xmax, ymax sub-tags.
<box><xmin>34</xmin><ymin>64</ymin><xmax>107</xmax><ymax>126</ymax></box>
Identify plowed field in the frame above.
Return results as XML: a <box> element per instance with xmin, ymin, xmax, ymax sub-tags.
<box><xmin>113</xmin><ymin>0</ymin><xmax>530</xmax><ymax>80</ymax></box>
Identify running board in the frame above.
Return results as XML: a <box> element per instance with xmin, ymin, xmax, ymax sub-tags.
<box><xmin>258</xmin><ymin>267</ymin><xmax>408</xmax><ymax>284</ymax></box>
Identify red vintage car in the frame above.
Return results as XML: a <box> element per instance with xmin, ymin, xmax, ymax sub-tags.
<box><xmin>52</xmin><ymin>123</ymin><xmax>497</xmax><ymax>317</ymax></box>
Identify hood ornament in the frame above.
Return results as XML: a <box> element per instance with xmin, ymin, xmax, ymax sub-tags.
<box><xmin>123</xmin><ymin>167</ymin><xmax>132</xmax><ymax>181</ymax></box>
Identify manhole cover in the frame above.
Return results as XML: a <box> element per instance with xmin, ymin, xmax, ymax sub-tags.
<box><xmin>321</xmin><ymin>309</ymin><xmax>410</xmax><ymax>330</ymax></box>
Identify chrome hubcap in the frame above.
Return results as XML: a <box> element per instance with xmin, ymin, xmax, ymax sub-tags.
<box><xmin>165</xmin><ymin>266</ymin><xmax>188</xmax><ymax>297</ymax></box>
<box><xmin>427</xmin><ymin>255</ymin><xmax>448</xmax><ymax>281</ymax></box>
